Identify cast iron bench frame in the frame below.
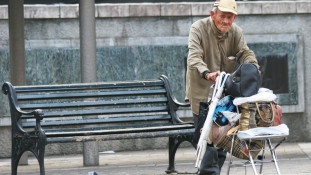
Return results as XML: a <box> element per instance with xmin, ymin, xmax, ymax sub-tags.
<box><xmin>2</xmin><ymin>75</ymin><xmax>195</xmax><ymax>175</ymax></box>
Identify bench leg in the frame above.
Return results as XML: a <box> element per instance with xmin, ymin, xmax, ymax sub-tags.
<box><xmin>11</xmin><ymin>145</ymin><xmax>21</xmax><ymax>175</ymax></box>
<box><xmin>11</xmin><ymin>131</ymin><xmax>47</xmax><ymax>175</ymax></box>
<box><xmin>166</xmin><ymin>137</ymin><xmax>178</xmax><ymax>173</ymax></box>
<box><xmin>11</xmin><ymin>133</ymin><xmax>32</xmax><ymax>175</ymax></box>
<box><xmin>37</xmin><ymin>133</ymin><xmax>47</xmax><ymax>175</ymax></box>
<box><xmin>166</xmin><ymin>135</ymin><xmax>196</xmax><ymax>174</ymax></box>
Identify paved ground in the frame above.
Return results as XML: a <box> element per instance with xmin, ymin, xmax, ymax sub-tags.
<box><xmin>1</xmin><ymin>142</ymin><xmax>311</xmax><ymax>175</ymax></box>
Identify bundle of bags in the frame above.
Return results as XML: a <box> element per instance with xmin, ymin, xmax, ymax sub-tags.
<box><xmin>208</xmin><ymin>88</ymin><xmax>283</xmax><ymax>160</ymax></box>
<box><xmin>193</xmin><ymin>63</ymin><xmax>285</xmax><ymax>160</ymax></box>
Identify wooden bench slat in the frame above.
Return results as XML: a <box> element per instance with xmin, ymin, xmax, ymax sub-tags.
<box><xmin>45</xmin><ymin>124</ymin><xmax>194</xmax><ymax>137</ymax></box>
<box><xmin>22</xmin><ymin>114</ymin><xmax>172</xmax><ymax>128</ymax></box>
<box><xmin>14</xmin><ymin>80</ymin><xmax>164</xmax><ymax>92</ymax></box>
<box><xmin>40</xmin><ymin>122</ymin><xmax>174</xmax><ymax>133</ymax></box>
<box><xmin>19</xmin><ymin>97</ymin><xmax>168</xmax><ymax>110</ymax></box>
<box><xmin>47</xmin><ymin>128</ymin><xmax>195</xmax><ymax>143</ymax></box>
<box><xmin>21</xmin><ymin>106</ymin><xmax>169</xmax><ymax>119</ymax></box>
<box><xmin>17</xmin><ymin>89</ymin><xmax>166</xmax><ymax>101</ymax></box>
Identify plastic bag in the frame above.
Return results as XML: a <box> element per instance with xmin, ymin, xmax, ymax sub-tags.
<box><xmin>237</xmin><ymin>124</ymin><xmax>289</xmax><ymax>140</ymax></box>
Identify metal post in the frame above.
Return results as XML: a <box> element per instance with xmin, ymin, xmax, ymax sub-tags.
<box><xmin>8</xmin><ymin>0</ymin><xmax>28</xmax><ymax>166</ymax></box>
<box><xmin>79</xmin><ymin>0</ymin><xmax>98</xmax><ymax>166</ymax></box>
<box><xmin>80</xmin><ymin>0</ymin><xmax>97</xmax><ymax>83</ymax></box>
<box><xmin>8</xmin><ymin>0</ymin><xmax>26</xmax><ymax>86</ymax></box>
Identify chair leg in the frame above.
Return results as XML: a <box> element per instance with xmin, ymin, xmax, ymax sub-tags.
<box><xmin>267</xmin><ymin>139</ymin><xmax>281</xmax><ymax>175</ymax></box>
<box><xmin>226</xmin><ymin>134</ymin><xmax>236</xmax><ymax>175</ymax></box>
<box><xmin>259</xmin><ymin>140</ymin><xmax>266</xmax><ymax>174</ymax></box>
<box><xmin>223</xmin><ymin>134</ymin><xmax>285</xmax><ymax>175</ymax></box>
<box><xmin>245</xmin><ymin>142</ymin><xmax>258</xmax><ymax>175</ymax></box>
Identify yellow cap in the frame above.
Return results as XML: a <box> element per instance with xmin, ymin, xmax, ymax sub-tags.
<box><xmin>214</xmin><ymin>0</ymin><xmax>237</xmax><ymax>15</ymax></box>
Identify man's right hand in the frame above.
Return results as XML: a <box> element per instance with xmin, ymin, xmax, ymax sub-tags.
<box><xmin>205</xmin><ymin>71</ymin><xmax>221</xmax><ymax>84</ymax></box>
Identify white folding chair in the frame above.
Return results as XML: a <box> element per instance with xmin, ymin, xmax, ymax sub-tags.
<box><xmin>226</xmin><ymin>124</ymin><xmax>289</xmax><ymax>175</ymax></box>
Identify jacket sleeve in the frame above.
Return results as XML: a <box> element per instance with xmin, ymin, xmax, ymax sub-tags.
<box><xmin>235</xmin><ymin>31</ymin><xmax>260</xmax><ymax>69</ymax></box>
<box><xmin>187</xmin><ymin>25</ymin><xmax>210</xmax><ymax>76</ymax></box>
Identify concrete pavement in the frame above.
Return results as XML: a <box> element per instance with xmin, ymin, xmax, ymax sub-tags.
<box><xmin>0</xmin><ymin>142</ymin><xmax>311</xmax><ymax>175</ymax></box>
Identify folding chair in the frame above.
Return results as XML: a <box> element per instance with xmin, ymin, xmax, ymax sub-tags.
<box><xmin>226</xmin><ymin>124</ymin><xmax>289</xmax><ymax>175</ymax></box>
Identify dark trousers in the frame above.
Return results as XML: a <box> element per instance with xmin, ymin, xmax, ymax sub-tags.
<box><xmin>193</xmin><ymin>113</ymin><xmax>227</xmax><ymax>175</ymax></box>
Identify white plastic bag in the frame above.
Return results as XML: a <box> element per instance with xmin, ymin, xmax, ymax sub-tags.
<box><xmin>233</xmin><ymin>91</ymin><xmax>277</xmax><ymax>106</ymax></box>
<box><xmin>237</xmin><ymin>124</ymin><xmax>289</xmax><ymax>140</ymax></box>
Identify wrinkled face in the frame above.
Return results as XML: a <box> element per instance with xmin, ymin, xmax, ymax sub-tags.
<box><xmin>211</xmin><ymin>9</ymin><xmax>237</xmax><ymax>33</ymax></box>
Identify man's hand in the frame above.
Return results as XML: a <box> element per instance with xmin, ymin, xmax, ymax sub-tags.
<box><xmin>205</xmin><ymin>71</ymin><xmax>221</xmax><ymax>84</ymax></box>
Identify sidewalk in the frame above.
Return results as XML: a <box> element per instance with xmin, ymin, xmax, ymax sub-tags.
<box><xmin>0</xmin><ymin>142</ymin><xmax>311</xmax><ymax>175</ymax></box>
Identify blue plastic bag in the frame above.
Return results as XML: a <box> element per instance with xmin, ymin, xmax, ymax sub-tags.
<box><xmin>213</xmin><ymin>96</ymin><xmax>236</xmax><ymax>126</ymax></box>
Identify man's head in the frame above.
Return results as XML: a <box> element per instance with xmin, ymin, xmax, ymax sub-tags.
<box><xmin>211</xmin><ymin>0</ymin><xmax>237</xmax><ymax>33</ymax></box>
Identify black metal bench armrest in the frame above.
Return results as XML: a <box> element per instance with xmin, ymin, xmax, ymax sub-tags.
<box><xmin>21</xmin><ymin>109</ymin><xmax>45</xmax><ymax>132</ymax></box>
<box><xmin>30</xmin><ymin>109</ymin><xmax>44</xmax><ymax>131</ymax></box>
<box><xmin>18</xmin><ymin>109</ymin><xmax>44</xmax><ymax>120</ymax></box>
<box><xmin>174</xmin><ymin>101</ymin><xmax>190</xmax><ymax>108</ymax></box>
<box><xmin>16</xmin><ymin>109</ymin><xmax>44</xmax><ymax>132</ymax></box>
<box><xmin>169</xmin><ymin>98</ymin><xmax>192</xmax><ymax>125</ymax></box>
<box><xmin>3</xmin><ymin>82</ymin><xmax>44</xmax><ymax>118</ymax></box>
<box><xmin>159</xmin><ymin>75</ymin><xmax>190</xmax><ymax>108</ymax></box>
<box><xmin>180</xmin><ymin>121</ymin><xmax>194</xmax><ymax>125</ymax></box>
<box><xmin>159</xmin><ymin>75</ymin><xmax>192</xmax><ymax>125</ymax></box>
<box><xmin>2</xmin><ymin>82</ymin><xmax>44</xmax><ymax>131</ymax></box>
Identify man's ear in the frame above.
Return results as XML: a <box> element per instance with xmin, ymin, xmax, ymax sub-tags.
<box><xmin>210</xmin><ymin>10</ymin><xmax>215</xmax><ymax>17</ymax></box>
<box><xmin>210</xmin><ymin>10</ymin><xmax>215</xmax><ymax>20</ymax></box>
<box><xmin>233</xmin><ymin>14</ymin><xmax>237</xmax><ymax>20</ymax></box>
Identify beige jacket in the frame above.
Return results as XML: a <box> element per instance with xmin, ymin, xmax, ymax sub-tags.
<box><xmin>186</xmin><ymin>17</ymin><xmax>259</xmax><ymax>115</ymax></box>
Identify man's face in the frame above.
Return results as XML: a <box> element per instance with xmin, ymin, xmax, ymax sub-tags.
<box><xmin>211</xmin><ymin>9</ymin><xmax>237</xmax><ymax>33</ymax></box>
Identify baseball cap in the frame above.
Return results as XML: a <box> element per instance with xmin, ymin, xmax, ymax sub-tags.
<box><xmin>214</xmin><ymin>0</ymin><xmax>237</xmax><ymax>15</ymax></box>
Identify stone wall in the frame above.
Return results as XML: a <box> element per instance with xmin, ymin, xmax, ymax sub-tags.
<box><xmin>0</xmin><ymin>1</ymin><xmax>310</xmax><ymax>157</ymax></box>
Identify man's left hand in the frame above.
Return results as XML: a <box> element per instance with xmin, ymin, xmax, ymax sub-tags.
<box><xmin>205</xmin><ymin>71</ymin><xmax>221</xmax><ymax>84</ymax></box>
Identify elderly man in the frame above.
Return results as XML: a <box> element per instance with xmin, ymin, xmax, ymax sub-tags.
<box><xmin>186</xmin><ymin>0</ymin><xmax>259</xmax><ymax>174</ymax></box>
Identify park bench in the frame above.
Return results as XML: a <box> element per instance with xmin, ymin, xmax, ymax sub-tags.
<box><xmin>2</xmin><ymin>75</ymin><xmax>195</xmax><ymax>175</ymax></box>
